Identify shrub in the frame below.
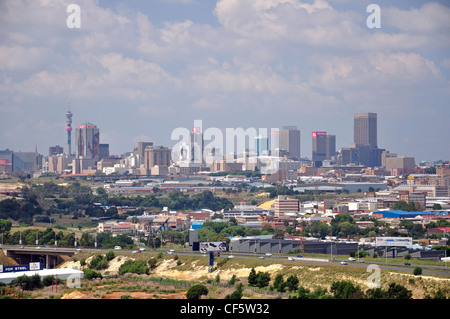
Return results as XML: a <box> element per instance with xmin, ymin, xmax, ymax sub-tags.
<box><xmin>84</xmin><ymin>269</ymin><xmax>103</xmax><ymax>280</ymax></box>
<box><xmin>106</xmin><ymin>251</ymin><xmax>115</xmax><ymax>261</ymax></box>
<box><xmin>413</xmin><ymin>267</ymin><xmax>423</xmax><ymax>276</ymax></box>
<box><xmin>186</xmin><ymin>284</ymin><xmax>208</xmax><ymax>299</ymax></box>
<box><xmin>147</xmin><ymin>258</ymin><xmax>158</xmax><ymax>270</ymax></box>
<box><xmin>286</xmin><ymin>275</ymin><xmax>299</xmax><ymax>292</ymax></box>
<box><xmin>89</xmin><ymin>255</ymin><xmax>109</xmax><ymax>270</ymax></box>
<box><xmin>11</xmin><ymin>274</ymin><xmax>43</xmax><ymax>290</ymax></box>
<box><xmin>118</xmin><ymin>260</ymin><xmax>149</xmax><ymax>275</ymax></box>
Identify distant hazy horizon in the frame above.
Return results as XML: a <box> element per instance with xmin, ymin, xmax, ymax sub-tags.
<box><xmin>1</xmin><ymin>0</ymin><xmax>449</xmax><ymax>162</ymax></box>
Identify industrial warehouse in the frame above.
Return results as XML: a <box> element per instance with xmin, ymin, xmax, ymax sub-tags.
<box><xmin>228</xmin><ymin>237</ymin><xmax>357</xmax><ymax>255</ymax></box>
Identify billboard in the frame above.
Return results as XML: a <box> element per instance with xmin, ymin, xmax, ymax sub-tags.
<box><xmin>312</xmin><ymin>131</ymin><xmax>326</xmax><ymax>139</ymax></box>
<box><xmin>199</xmin><ymin>241</ymin><xmax>227</xmax><ymax>253</ymax></box>
<box><xmin>375</xmin><ymin>237</ymin><xmax>412</xmax><ymax>247</ymax></box>
<box><xmin>0</xmin><ymin>262</ymin><xmax>43</xmax><ymax>273</ymax></box>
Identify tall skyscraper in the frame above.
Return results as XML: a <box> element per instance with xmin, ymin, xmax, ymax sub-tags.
<box><xmin>190</xmin><ymin>126</ymin><xmax>204</xmax><ymax>163</ymax></box>
<box><xmin>312</xmin><ymin>131</ymin><xmax>327</xmax><ymax>165</ymax></box>
<box><xmin>279</xmin><ymin>126</ymin><xmax>301</xmax><ymax>159</ymax></box>
<box><xmin>354</xmin><ymin>112</ymin><xmax>377</xmax><ymax>148</ymax></box>
<box><xmin>66</xmin><ymin>106</ymin><xmax>73</xmax><ymax>157</ymax></box>
<box><xmin>75</xmin><ymin>122</ymin><xmax>100</xmax><ymax>160</ymax></box>
<box><xmin>340</xmin><ymin>112</ymin><xmax>383</xmax><ymax>167</ymax></box>
<box><xmin>326</xmin><ymin>134</ymin><xmax>336</xmax><ymax>160</ymax></box>
<box><xmin>255</xmin><ymin>135</ymin><xmax>269</xmax><ymax>156</ymax></box>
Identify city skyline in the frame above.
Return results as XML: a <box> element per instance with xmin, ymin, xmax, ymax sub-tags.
<box><xmin>1</xmin><ymin>0</ymin><xmax>449</xmax><ymax>162</ymax></box>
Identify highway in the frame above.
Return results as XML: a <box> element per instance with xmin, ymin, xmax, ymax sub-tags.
<box><xmin>2</xmin><ymin>244</ymin><xmax>449</xmax><ymax>277</ymax></box>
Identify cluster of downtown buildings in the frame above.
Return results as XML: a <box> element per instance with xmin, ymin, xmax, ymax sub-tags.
<box><xmin>1</xmin><ymin>110</ymin><xmax>450</xmax><ymax>208</ymax></box>
<box><xmin>1</xmin><ymin>110</ymin><xmax>449</xmax><ymax>257</ymax></box>
<box><xmin>1</xmin><ymin>111</ymin><xmax>442</xmax><ymax>176</ymax></box>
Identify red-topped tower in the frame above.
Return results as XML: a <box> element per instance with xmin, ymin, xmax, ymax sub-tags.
<box><xmin>66</xmin><ymin>105</ymin><xmax>73</xmax><ymax>157</ymax></box>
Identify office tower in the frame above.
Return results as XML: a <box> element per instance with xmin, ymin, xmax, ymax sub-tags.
<box><xmin>340</xmin><ymin>112</ymin><xmax>383</xmax><ymax>167</ymax></box>
<box><xmin>144</xmin><ymin>146</ymin><xmax>172</xmax><ymax>169</ymax></box>
<box><xmin>190</xmin><ymin>126</ymin><xmax>204</xmax><ymax>163</ymax></box>
<box><xmin>354</xmin><ymin>112</ymin><xmax>377</xmax><ymax>148</ymax></box>
<box><xmin>326</xmin><ymin>134</ymin><xmax>336</xmax><ymax>160</ymax></box>
<box><xmin>137</xmin><ymin>142</ymin><xmax>153</xmax><ymax>158</ymax></box>
<box><xmin>75</xmin><ymin>122</ymin><xmax>100</xmax><ymax>160</ymax></box>
<box><xmin>255</xmin><ymin>135</ymin><xmax>269</xmax><ymax>156</ymax></box>
<box><xmin>270</xmin><ymin>129</ymin><xmax>279</xmax><ymax>157</ymax></box>
<box><xmin>66</xmin><ymin>107</ymin><xmax>73</xmax><ymax>157</ymax></box>
<box><xmin>49</xmin><ymin>145</ymin><xmax>64</xmax><ymax>156</ymax></box>
<box><xmin>274</xmin><ymin>195</ymin><xmax>299</xmax><ymax>218</ymax></box>
<box><xmin>312</xmin><ymin>131</ymin><xmax>327</xmax><ymax>165</ymax></box>
<box><xmin>279</xmin><ymin>126</ymin><xmax>301</xmax><ymax>159</ymax></box>
<box><xmin>99</xmin><ymin>144</ymin><xmax>109</xmax><ymax>160</ymax></box>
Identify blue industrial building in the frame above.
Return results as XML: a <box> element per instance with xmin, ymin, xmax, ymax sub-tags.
<box><xmin>374</xmin><ymin>210</ymin><xmax>448</xmax><ymax>219</ymax></box>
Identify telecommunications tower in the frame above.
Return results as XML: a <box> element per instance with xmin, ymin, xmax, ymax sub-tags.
<box><xmin>66</xmin><ymin>105</ymin><xmax>73</xmax><ymax>158</ymax></box>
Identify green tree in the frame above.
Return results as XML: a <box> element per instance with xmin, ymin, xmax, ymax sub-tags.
<box><xmin>225</xmin><ymin>283</ymin><xmax>243</xmax><ymax>299</ymax></box>
<box><xmin>413</xmin><ymin>267</ymin><xmax>423</xmax><ymax>276</ymax></box>
<box><xmin>330</xmin><ymin>280</ymin><xmax>364</xmax><ymax>299</ymax></box>
<box><xmin>256</xmin><ymin>272</ymin><xmax>271</xmax><ymax>288</ymax></box>
<box><xmin>286</xmin><ymin>275</ymin><xmax>299</xmax><ymax>292</ymax></box>
<box><xmin>186</xmin><ymin>284</ymin><xmax>208</xmax><ymax>299</ymax></box>
<box><xmin>386</xmin><ymin>283</ymin><xmax>412</xmax><ymax>299</ymax></box>
<box><xmin>0</xmin><ymin>219</ymin><xmax>12</xmax><ymax>232</ymax></box>
<box><xmin>273</xmin><ymin>274</ymin><xmax>286</xmax><ymax>292</ymax></box>
<box><xmin>248</xmin><ymin>268</ymin><xmax>257</xmax><ymax>286</ymax></box>
<box><xmin>84</xmin><ymin>269</ymin><xmax>103</xmax><ymax>280</ymax></box>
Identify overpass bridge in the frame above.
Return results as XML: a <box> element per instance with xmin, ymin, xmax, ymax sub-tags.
<box><xmin>1</xmin><ymin>246</ymin><xmax>77</xmax><ymax>269</ymax></box>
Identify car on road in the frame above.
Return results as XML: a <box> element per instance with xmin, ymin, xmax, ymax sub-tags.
<box><xmin>259</xmin><ymin>256</ymin><xmax>265</xmax><ymax>259</ymax></box>
<box><xmin>404</xmin><ymin>262</ymin><xmax>411</xmax><ymax>266</ymax></box>
<box><xmin>288</xmin><ymin>257</ymin><xmax>295</xmax><ymax>261</ymax></box>
<box><xmin>228</xmin><ymin>255</ymin><xmax>235</xmax><ymax>259</ymax></box>
<box><xmin>357</xmin><ymin>259</ymin><xmax>365</xmax><ymax>263</ymax></box>
<box><xmin>266</xmin><ymin>253</ymin><xmax>272</xmax><ymax>257</ymax></box>
<box><xmin>349</xmin><ymin>257</ymin><xmax>356</xmax><ymax>261</ymax></box>
<box><xmin>114</xmin><ymin>246</ymin><xmax>122</xmax><ymax>250</ymax></box>
<box><xmin>340</xmin><ymin>261</ymin><xmax>348</xmax><ymax>265</ymax></box>
<box><xmin>166</xmin><ymin>251</ymin><xmax>173</xmax><ymax>255</ymax></box>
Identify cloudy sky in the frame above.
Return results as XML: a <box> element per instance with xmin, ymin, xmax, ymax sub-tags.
<box><xmin>1</xmin><ymin>0</ymin><xmax>449</xmax><ymax>162</ymax></box>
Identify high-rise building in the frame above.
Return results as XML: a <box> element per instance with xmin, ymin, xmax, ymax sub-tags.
<box><xmin>312</xmin><ymin>131</ymin><xmax>327</xmax><ymax>165</ymax></box>
<box><xmin>137</xmin><ymin>142</ymin><xmax>153</xmax><ymax>158</ymax></box>
<box><xmin>49</xmin><ymin>145</ymin><xmax>64</xmax><ymax>156</ymax></box>
<box><xmin>75</xmin><ymin>122</ymin><xmax>100</xmax><ymax>160</ymax></box>
<box><xmin>190</xmin><ymin>126</ymin><xmax>204</xmax><ymax>163</ymax></box>
<box><xmin>99</xmin><ymin>144</ymin><xmax>109</xmax><ymax>160</ymax></box>
<box><xmin>144</xmin><ymin>146</ymin><xmax>172</xmax><ymax>170</ymax></box>
<box><xmin>326</xmin><ymin>134</ymin><xmax>336</xmax><ymax>160</ymax></box>
<box><xmin>66</xmin><ymin>106</ymin><xmax>73</xmax><ymax>157</ymax></box>
<box><xmin>279</xmin><ymin>126</ymin><xmax>301</xmax><ymax>159</ymax></box>
<box><xmin>255</xmin><ymin>135</ymin><xmax>269</xmax><ymax>156</ymax></box>
<box><xmin>354</xmin><ymin>112</ymin><xmax>377</xmax><ymax>148</ymax></box>
<box><xmin>340</xmin><ymin>112</ymin><xmax>384</xmax><ymax>167</ymax></box>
